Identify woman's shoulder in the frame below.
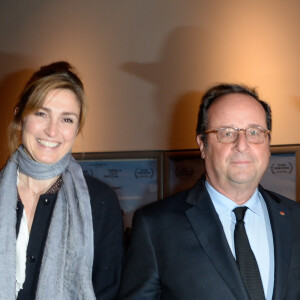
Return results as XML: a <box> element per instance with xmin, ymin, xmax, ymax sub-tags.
<box><xmin>84</xmin><ymin>174</ymin><xmax>113</xmax><ymax>192</ymax></box>
<box><xmin>83</xmin><ymin>175</ymin><xmax>123</xmax><ymax>242</ymax></box>
<box><xmin>83</xmin><ymin>174</ymin><xmax>120</xmax><ymax>209</ymax></box>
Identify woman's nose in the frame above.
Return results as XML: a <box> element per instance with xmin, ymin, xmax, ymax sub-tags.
<box><xmin>45</xmin><ymin>120</ymin><xmax>57</xmax><ymax>137</ymax></box>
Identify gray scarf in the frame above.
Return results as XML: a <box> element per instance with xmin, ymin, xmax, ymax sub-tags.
<box><xmin>0</xmin><ymin>145</ymin><xmax>95</xmax><ymax>300</ymax></box>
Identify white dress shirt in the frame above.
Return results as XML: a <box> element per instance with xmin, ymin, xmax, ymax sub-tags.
<box><xmin>206</xmin><ymin>181</ymin><xmax>274</xmax><ymax>300</ymax></box>
<box><xmin>16</xmin><ymin>210</ymin><xmax>29</xmax><ymax>297</ymax></box>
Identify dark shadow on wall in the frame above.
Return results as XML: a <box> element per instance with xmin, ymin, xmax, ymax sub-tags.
<box><xmin>0</xmin><ymin>54</ymin><xmax>35</xmax><ymax>168</ymax></box>
<box><xmin>169</xmin><ymin>91</ymin><xmax>203</xmax><ymax>149</ymax></box>
<box><xmin>291</xmin><ymin>96</ymin><xmax>300</xmax><ymax>113</ymax></box>
<box><xmin>120</xmin><ymin>26</ymin><xmax>224</xmax><ymax>149</ymax></box>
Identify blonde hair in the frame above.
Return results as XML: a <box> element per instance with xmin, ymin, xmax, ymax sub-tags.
<box><xmin>8</xmin><ymin>61</ymin><xmax>87</xmax><ymax>154</ymax></box>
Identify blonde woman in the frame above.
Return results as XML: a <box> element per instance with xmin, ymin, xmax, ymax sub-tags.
<box><xmin>0</xmin><ymin>61</ymin><xmax>124</xmax><ymax>299</ymax></box>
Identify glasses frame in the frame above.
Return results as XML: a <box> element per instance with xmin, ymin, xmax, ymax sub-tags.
<box><xmin>204</xmin><ymin>126</ymin><xmax>271</xmax><ymax>144</ymax></box>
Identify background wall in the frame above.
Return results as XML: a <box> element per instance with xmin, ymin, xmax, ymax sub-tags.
<box><xmin>0</xmin><ymin>0</ymin><xmax>300</xmax><ymax>167</ymax></box>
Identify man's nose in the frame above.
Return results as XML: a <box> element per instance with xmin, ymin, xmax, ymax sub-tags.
<box><xmin>233</xmin><ymin>129</ymin><xmax>249</xmax><ymax>151</ymax></box>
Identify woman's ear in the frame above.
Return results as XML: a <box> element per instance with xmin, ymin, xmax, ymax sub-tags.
<box><xmin>14</xmin><ymin>107</ymin><xmax>22</xmax><ymax>131</ymax></box>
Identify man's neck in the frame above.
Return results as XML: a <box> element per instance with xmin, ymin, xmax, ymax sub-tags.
<box><xmin>206</xmin><ymin>178</ymin><xmax>258</xmax><ymax>205</ymax></box>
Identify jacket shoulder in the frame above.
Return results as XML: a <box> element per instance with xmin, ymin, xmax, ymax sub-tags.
<box><xmin>260</xmin><ymin>186</ymin><xmax>300</xmax><ymax>210</ymax></box>
<box><xmin>84</xmin><ymin>174</ymin><xmax>121</xmax><ymax>213</ymax></box>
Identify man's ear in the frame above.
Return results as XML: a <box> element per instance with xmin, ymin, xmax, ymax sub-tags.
<box><xmin>196</xmin><ymin>135</ymin><xmax>206</xmax><ymax>159</ymax></box>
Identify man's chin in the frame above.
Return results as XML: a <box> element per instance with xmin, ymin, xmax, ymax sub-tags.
<box><xmin>229</xmin><ymin>172</ymin><xmax>259</xmax><ymax>186</ymax></box>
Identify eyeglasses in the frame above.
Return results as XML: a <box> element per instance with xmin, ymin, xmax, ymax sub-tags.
<box><xmin>204</xmin><ymin>126</ymin><xmax>270</xmax><ymax>144</ymax></box>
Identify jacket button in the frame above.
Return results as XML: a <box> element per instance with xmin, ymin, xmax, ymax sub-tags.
<box><xmin>43</xmin><ymin>198</ymin><xmax>50</xmax><ymax>205</ymax></box>
<box><xmin>27</xmin><ymin>256</ymin><xmax>36</xmax><ymax>262</ymax></box>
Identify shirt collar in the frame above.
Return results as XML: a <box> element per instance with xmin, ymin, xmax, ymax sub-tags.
<box><xmin>205</xmin><ymin>180</ymin><xmax>263</xmax><ymax>217</ymax></box>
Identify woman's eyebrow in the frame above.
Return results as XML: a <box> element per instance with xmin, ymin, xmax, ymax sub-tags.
<box><xmin>40</xmin><ymin>107</ymin><xmax>79</xmax><ymax>119</ymax></box>
<box><xmin>61</xmin><ymin>112</ymin><xmax>79</xmax><ymax>119</ymax></box>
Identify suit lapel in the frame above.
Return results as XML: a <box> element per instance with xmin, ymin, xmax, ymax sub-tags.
<box><xmin>184</xmin><ymin>180</ymin><xmax>249</xmax><ymax>300</ymax></box>
<box><xmin>260</xmin><ymin>188</ymin><xmax>293</xmax><ymax>300</ymax></box>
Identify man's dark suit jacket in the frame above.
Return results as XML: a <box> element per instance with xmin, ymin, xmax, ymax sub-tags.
<box><xmin>119</xmin><ymin>178</ymin><xmax>300</xmax><ymax>299</ymax></box>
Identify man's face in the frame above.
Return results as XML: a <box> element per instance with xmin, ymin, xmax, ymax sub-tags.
<box><xmin>197</xmin><ymin>93</ymin><xmax>270</xmax><ymax>195</ymax></box>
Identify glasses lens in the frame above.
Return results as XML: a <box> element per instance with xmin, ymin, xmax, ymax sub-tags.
<box><xmin>218</xmin><ymin>128</ymin><xmax>237</xmax><ymax>143</ymax></box>
<box><xmin>246</xmin><ymin>127</ymin><xmax>265</xmax><ymax>143</ymax></box>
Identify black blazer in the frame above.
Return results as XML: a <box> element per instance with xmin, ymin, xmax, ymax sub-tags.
<box><xmin>119</xmin><ymin>178</ymin><xmax>300</xmax><ymax>299</ymax></box>
<box><xmin>17</xmin><ymin>175</ymin><xmax>124</xmax><ymax>300</ymax></box>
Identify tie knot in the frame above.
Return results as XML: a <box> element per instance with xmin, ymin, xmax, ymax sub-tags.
<box><xmin>233</xmin><ymin>206</ymin><xmax>248</xmax><ymax>222</ymax></box>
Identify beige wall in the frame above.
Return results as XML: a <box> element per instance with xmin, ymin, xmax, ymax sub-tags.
<box><xmin>0</xmin><ymin>0</ymin><xmax>300</xmax><ymax>167</ymax></box>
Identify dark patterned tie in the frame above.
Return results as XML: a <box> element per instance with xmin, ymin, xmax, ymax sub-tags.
<box><xmin>233</xmin><ymin>206</ymin><xmax>265</xmax><ymax>300</ymax></box>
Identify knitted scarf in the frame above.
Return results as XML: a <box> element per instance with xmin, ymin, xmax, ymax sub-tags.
<box><xmin>0</xmin><ymin>145</ymin><xmax>95</xmax><ymax>299</ymax></box>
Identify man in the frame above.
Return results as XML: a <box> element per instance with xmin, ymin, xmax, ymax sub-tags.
<box><xmin>119</xmin><ymin>84</ymin><xmax>300</xmax><ymax>299</ymax></box>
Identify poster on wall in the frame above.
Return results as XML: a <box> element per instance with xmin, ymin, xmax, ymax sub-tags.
<box><xmin>73</xmin><ymin>152</ymin><xmax>163</xmax><ymax>231</ymax></box>
<box><xmin>163</xmin><ymin>150</ymin><xmax>204</xmax><ymax>197</ymax></box>
<box><xmin>260</xmin><ymin>145</ymin><xmax>300</xmax><ymax>201</ymax></box>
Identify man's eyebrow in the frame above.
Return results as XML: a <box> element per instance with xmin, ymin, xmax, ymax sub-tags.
<box><xmin>248</xmin><ymin>123</ymin><xmax>265</xmax><ymax>128</ymax></box>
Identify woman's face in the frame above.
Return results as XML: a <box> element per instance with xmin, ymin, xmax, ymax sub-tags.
<box><xmin>21</xmin><ymin>88</ymin><xmax>81</xmax><ymax>164</ymax></box>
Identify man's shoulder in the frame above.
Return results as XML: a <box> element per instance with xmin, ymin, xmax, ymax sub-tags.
<box><xmin>260</xmin><ymin>186</ymin><xmax>300</xmax><ymax>211</ymax></box>
<box><xmin>136</xmin><ymin>187</ymin><xmax>195</xmax><ymax>221</ymax></box>
<box><xmin>139</xmin><ymin>178</ymin><xmax>208</xmax><ymax>215</ymax></box>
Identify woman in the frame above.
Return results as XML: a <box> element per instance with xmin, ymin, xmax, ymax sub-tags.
<box><xmin>0</xmin><ymin>61</ymin><xmax>124</xmax><ymax>299</ymax></box>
